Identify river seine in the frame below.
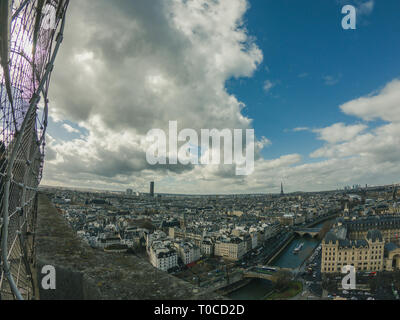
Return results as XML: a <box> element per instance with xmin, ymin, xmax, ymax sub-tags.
<box><xmin>227</xmin><ymin>220</ymin><xmax>329</xmax><ymax>300</ymax></box>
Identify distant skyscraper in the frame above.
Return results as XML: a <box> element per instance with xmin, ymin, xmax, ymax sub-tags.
<box><xmin>150</xmin><ymin>181</ymin><xmax>155</xmax><ymax>197</ymax></box>
<box><xmin>280</xmin><ymin>182</ymin><xmax>284</xmax><ymax>196</ymax></box>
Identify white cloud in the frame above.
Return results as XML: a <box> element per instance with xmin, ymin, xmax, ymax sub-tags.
<box><xmin>292</xmin><ymin>127</ymin><xmax>310</xmax><ymax>132</ymax></box>
<box><xmin>49</xmin><ymin>0</ymin><xmax>263</xmax><ymax>134</ymax></box>
<box><xmin>43</xmin><ymin>0</ymin><xmax>265</xmax><ymax>192</ymax></box>
<box><xmin>263</xmin><ymin>80</ymin><xmax>275</xmax><ymax>92</ymax></box>
<box><xmin>357</xmin><ymin>0</ymin><xmax>374</xmax><ymax>16</ymax></box>
<box><xmin>313</xmin><ymin>123</ymin><xmax>368</xmax><ymax>144</ymax></box>
<box><xmin>340</xmin><ymin>79</ymin><xmax>400</xmax><ymax>123</ymax></box>
<box><xmin>62</xmin><ymin>123</ymin><xmax>80</xmax><ymax>134</ymax></box>
<box><xmin>337</xmin><ymin>0</ymin><xmax>375</xmax><ymax>18</ymax></box>
<box><xmin>42</xmin><ymin>1</ymin><xmax>398</xmax><ymax>194</ymax></box>
<box><xmin>323</xmin><ymin>74</ymin><xmax>341</xmax><ymax>86</ymax></box>
<box><xmin>309</xmin><ymin>79</ymin><xmax>400</xmax><ymax>179</ymax></box>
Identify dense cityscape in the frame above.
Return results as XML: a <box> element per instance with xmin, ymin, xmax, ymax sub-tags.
<box><xmin>42</xmin><ymin>182</ymin><xmax>400</xmax><ymax>300</ymax></box>
<box><xmin>1</xmin><ymin>0</ymin><xmax>399</xmax><ymax>311</ymax></box>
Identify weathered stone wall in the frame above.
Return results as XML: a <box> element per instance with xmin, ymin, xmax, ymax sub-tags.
<box><xmin>35</xmin><ymin>193</ymin><xmax>223</xmax><ymax>300</ymax></box>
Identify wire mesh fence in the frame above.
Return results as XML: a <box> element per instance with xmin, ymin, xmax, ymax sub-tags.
<box><xmin>0</xmin><ymin>0</ymin><xmax>69</xmax><ymax>300</ymax></box>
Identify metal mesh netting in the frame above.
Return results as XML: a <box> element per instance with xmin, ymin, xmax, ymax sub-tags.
<box><xmin>0</xmin><ymin>0</ymin><xmax>69</xmax><ymax>300</ymax></box>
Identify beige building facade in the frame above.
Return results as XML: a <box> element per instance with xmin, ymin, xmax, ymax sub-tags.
<box><xmin>321</xmin><ymin>215</ymin><xmax>400</xmax><ymax>274</ymax></box>
<box><xmin>214</xmin><ymin>238</ymin><xmax>247</xmax><ymax>261</ymax></box>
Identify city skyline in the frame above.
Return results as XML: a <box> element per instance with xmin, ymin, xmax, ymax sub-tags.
<box><xmin>3</xmin><ymin>0</ymin><xmax>400</xmax><ymax>304</ymax></box>
<box><xmin>40</xmin><ymin>181</ymin><xmax>397</xmax><ymax>197</ymax></box>
<box><xmin>42</xmin><ymin>0</ymin><xmax>400</xmax><ymax>194</ymax></box>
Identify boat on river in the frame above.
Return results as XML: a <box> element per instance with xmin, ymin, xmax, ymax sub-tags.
<box><xmin>293</xmin><ymin>242</ymin><xmax>304</xmax><ymax>254</ymax></box>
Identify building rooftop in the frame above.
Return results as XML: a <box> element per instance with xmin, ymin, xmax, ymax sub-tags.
<box><xmin>366</xmin><ymin>230</ymin><xmax>383</xmax><ymax>242</ymax></box>
<box><xmin>385</xmin><ymin>242</ymin><xmax>398</xmax><ymax>253</ymax></box>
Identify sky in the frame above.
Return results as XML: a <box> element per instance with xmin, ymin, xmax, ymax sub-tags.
<box><xmin>42</xmin><ymin>0</ymin><xmax>400</xmax><ymax>194</ymax></box>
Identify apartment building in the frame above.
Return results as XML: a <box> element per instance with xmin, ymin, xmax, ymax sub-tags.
<box><xmin>149</xmin><ymin>244</ymin><xmax>178</xmax><ymax>272</ymax></box>
<box><xmin>200</xmin><ymin>238</ymin><xmax>214</xmax><ymax>256</ymax></box>
<box><xmin>147</xmin><ymin>231</ymin><xmax>178</xmax><ymax>272</ymax></box>
<box><xmin>175</xmin><ymin>242</ymin><xmax>201</xmax><ymax>265</ymax></box>
<box><xmin>214</xmin><ymin>237</ymin><xmax>247</xmax><ymax>261</ymax></box>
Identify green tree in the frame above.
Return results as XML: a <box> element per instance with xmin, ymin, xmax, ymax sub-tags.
<box><xmin>273</xmin><ymin>270</ymin><xmax>292</xmax><ymax>292</ymax></box>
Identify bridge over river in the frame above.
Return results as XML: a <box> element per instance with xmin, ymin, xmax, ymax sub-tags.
<box><xmin>293</xmin><ymin>227</ymin><xmax>322</xmax><ymax>238</ymax></box>
<box><xmin>243</xmin><ymin>266</ymin><xmax>293</xmax><ymax>282</ymax></box>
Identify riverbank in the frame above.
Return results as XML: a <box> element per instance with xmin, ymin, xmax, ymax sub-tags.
<box><xmin>216</xmin><ymin>278</ymin><xmax>252</xmax><ymax>296</ymax></box>
<box><xmin>266</xmin><ymin>281</ymin><xmax>303</xmax><ymax>300</ymax></box>
<box><xmin>265</xmin><ymin>234</ymin><xmax>295</xmax><ymax>265</ymax></box>
<box><xmin>226</xmin><ymin>278</ymin><xmax>274</xmax><ymax>300</ymax></box>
